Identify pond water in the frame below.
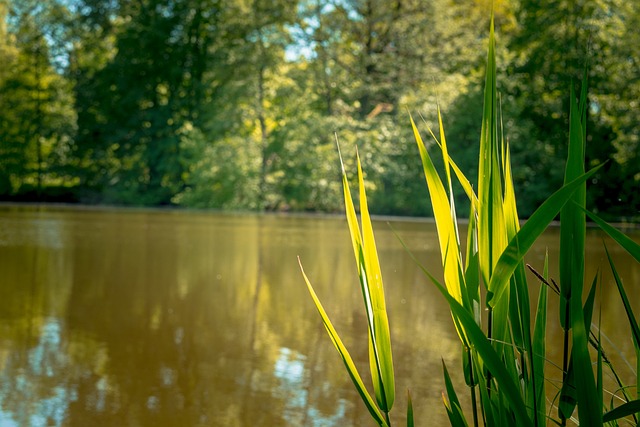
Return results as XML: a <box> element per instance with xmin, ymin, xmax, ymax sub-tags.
<box><xmin>0</xmin><ymin>205</ymin><xmax>638</xmax><ymax>426</ymax></box>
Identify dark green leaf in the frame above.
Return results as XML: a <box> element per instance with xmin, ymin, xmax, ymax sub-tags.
<box><xmin>603</xmin><ymin>399</ymin><xmax>640</xmax><ymax>423</ymax></box>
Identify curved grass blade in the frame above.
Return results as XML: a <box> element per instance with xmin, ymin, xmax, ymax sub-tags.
<box><xmin>448</xmin><ymin>156</ymin><xmax>478</xmax><ymax>210</ymax></box>
<box><xmin>298</xmin><ymin>258</ymin><xmax>389</xmax><ymax>427</ymax></box>
<box><xmin>604</xmin><ymin>245</ymin><xmax>640</xmax><ymax>358</ymax></box>
<box><xmin>602</xmin><ymin>399</ymin><xmax>640</xmax><ymax>423</ymax></box>
<box><xmin>588</xmin><ymin>209</ymin><xmax>640</xmax><ymax>400</ymax></box>
<box><xmin>486</xmin><ymin>164</ymin><xmax>602</xmax><ymax>308</ymax></box>
<box><xmin>582</xmin><ymin>208</ymin><xmax>640</xmax><ymax>263</ymax></box>
<box><xmin>425</xmin><ymin>120</ymin><xmax>478</xmax><ymax>209</ymax></box>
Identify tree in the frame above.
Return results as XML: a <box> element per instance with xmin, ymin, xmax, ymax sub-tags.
<box><xmin>507</xmin><ymin>0</ymin><xmax>640</xmax><ymax>218</ymax></box>
<box><xmin>0</xmin><ymin>0</ymin><xmax>75</xmax><ymax>197</ymax></box>
<box><xmin>70</xmin><ymin>0</ymin><xmax>229</xmax><ymax>204</ymax></box>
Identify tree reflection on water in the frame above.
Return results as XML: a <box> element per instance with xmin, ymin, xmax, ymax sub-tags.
<box><xmin>0</xmin><ymin>206</ymin><xmax>637</xmax><ymax>426</ymax></box>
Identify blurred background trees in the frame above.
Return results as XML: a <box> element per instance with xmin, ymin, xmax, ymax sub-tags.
<box><xmin>1</xmin><ymin>0</ymin><xmax>638</xmax><ymax>220</ymax></box>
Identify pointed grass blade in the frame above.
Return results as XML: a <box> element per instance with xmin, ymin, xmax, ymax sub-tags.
<box><xmin>604</xmin><ymin>245</ymin><xmax>640</xmax><ymax>357</ymax></box>
<box><xmin>583</xmin><ymin>208</ymin><xmax>640</xmax><ymax>263</ymax></box>
<box><xmin>424</xmin><ymin>115</ymin><xmax>479</xmax><ymax>211</ymax></box>
<box><xmin>337</xmin><ymin>141</ymin><xmax>395</xmax><ymax>414</ymax></box>
<box><xmin>449</xmin><ymin>156</ymin><xmax>478</xmax><ymax>210</ymax></box>
<box><xmin>558</xmin><ymin>271</ymin><xmax>599</xmax><ymax>421</ymax></box>
<box><xmin>422</xmin><ymin>113</ymin><xmax>478</xmax><ymax>209</ymax></box>
<box><xmin>356</xmin><ymin>152</ymin><xmax>395</xmax><ymax>413</ymax></box>
<box><xmin>298</xmin><ymin>258</ymin><xmax>388</xmax><ymax>427</ymax></box>
<box><xmin>559</xmin><ymin>83</ymin><xmax>587</xmax><ymax>330</ymax></box>
<box><xmin>407</xmin><ymin>390</ymin><xmax>414</xmax><ymax>427</ymax></box>
<box><xmin>486</xmin><ymin>165</ymin><xmax>602</xmax><ymax>307</ymax></box>
<box><xmin>477</xmin><ymin>15</ymin><xmax>507</xmax><ymax>289</ymax></box>
<box><xmin>338</xmin><ymin>146</ymin><xmax>383</xmax><ymax>409</ymax></box>
<box><xmin>431</xmin><ymin>134</ymin><xmax>479</xmax><ymax>210</ymax></box>
<box><xmin>443</xmin><ymin>359</ymin><xmax>464</xmax><ymax>418</ymax></box>
<box><xmin>411</xmin><ymin>116</ymin><xmax>467</xmax><ymax>311</ymax></box>
<box><xmin>336</xmin><ymin>138</ymin><xmax>363</xmax><ymax>268</ymax></box>
<box><xmin>570</xmin><ymin>273</ymin><xmax>600</xmax><ymax>426</ymax></box>
<box><xmin>442</xmin><ymin>360</ymin><xmax>470</xmax><ymax>427</ymax></box>
<box><xmin>558</xmin><ymin>358</ymin><xmax>576</xmax><ymax>420</ymax></box>
<box><xmin>602</xmin><ymin>399</ymin><xmax>640</xmax><ymax>423</ymax></box>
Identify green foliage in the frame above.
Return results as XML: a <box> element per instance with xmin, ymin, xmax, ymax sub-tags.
<box><xmin>299</xmin><ymin>146</ymin><xmax>395</xmax><ymax>426</ymax></box>
<box><xmin>0</xmin><ymin>0</ymin><xmax>76</xmax><ymax>195</ymax></box>
<box><xmin>302</xmin><ymin>14</ymin><xmax>640</xmax><ymax>427</ymax></box>
<box><xmin>508</xmin><ymin>0</ymin><xmax>640</xmax><ymax>220</ymax></box>
<box><xmin>1</xmin><ymin>0</ymin><xmax>639</xmax><ymax>218</ymax></box>
<box><xmin>172</xmin><ymin>123</ymin><xmax>261</xmax><ymax>210</ymax></box>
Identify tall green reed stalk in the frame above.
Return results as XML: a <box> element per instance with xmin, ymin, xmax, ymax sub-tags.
<box><xmin>299</xmin><ymin>15</ymin><xmax>640</xmax><ymax>427</ymax></box>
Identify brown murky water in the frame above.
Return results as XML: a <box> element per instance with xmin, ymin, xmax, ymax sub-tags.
<box><xmin>0</xmin><ymin>205</ymin><xmax>638</xmax><ymax>426</ymax></box>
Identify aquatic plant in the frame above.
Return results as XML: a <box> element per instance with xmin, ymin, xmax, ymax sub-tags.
<box><xmin>299</xmin><ymin>15</ymin><xmax>640</xmax><ymax>427</ymax></box>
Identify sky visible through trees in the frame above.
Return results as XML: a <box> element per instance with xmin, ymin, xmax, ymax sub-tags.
<box><xmin>0</xmin><ymin>0</ymin><xmax>638</xmax><ymax>220</ymax></box>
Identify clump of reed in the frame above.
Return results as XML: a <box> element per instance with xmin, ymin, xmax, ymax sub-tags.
<box><xmin>299</xmin><ymin>15</ymin><xmax>640</xmax><ymax>427</ymax></box>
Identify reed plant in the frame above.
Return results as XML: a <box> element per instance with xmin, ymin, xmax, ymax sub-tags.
<box><xmin>298</xmin><ymin>15</ymin><xmax>640</xmax><ymax>427</ymax></box>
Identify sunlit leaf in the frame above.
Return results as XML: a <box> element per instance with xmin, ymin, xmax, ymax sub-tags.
<box><xmin>411</xmin><ymin>115</ymin><xmax>469</xmax><ymax>347</ymax></box>
<box><xmin>357</xmin><ymin>151</ymin><xmax>395</xmax><ymax>412</ymax></box>
<box><xmin>486</xmin><ymin>165</ymin><xmax>602</xmax><ymax>307</ymax></box>
<box><xmin>477</xmin><ymin>16</ymin><xmax>507</xmax><ymax>290</ymax></box>
<box><xmin>434</xmin><ymin>278</ymin><xmax>533</xmax><ymax>426</ymax></box>
<box><xmin>298</xmin><ymin>259</ymin><xmax>388</xmax><ymax>426</ymax></box>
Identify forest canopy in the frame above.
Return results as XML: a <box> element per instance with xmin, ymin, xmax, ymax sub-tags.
<box><xmin>1</xmin><ymin>0</ymin><xmax>638</xmax><ymax>220</ymax></box>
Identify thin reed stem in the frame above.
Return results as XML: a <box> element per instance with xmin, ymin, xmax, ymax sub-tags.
<box><xmin>588</xmin><ymin>335</ymin><xmax>638</xmax><ymax>424</ymax></box>
<box><xmin>487</xmin><ymin>307</ymin><xmax>493</xmax><ymax>395</ymax></box>
<box><xmin>560</xmin><ymin>298</ymin><xmax>571</xmax><ymax>426</ymax></box>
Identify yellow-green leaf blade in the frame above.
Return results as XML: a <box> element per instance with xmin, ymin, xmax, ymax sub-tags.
<box><xmin>357</xmin><ymin>152</ymin><xmax>395</xmax><ymax>412</ymax></box>
<box><xmin>434</xmin><ymin>276</ymin><xmax>534</xmax><ymax>427</ymax></box>
<box><xmin>487</xmin><ymin>165</ymin><xmax>602</xmax><ymax>307</ymax></box>
<box><xmin>298</xmin><ymin>258</ymin><xmax>388</xmax><ymax>427</ymax></box>
<box><xmin>336</xmin><ymin>139</ymin><xmax>363</xmax><ymax>267</ymax></box>
<box><xmin>411</xmin><ymin>116</ymin><xmax>464</xmax><ymax>306</ymax></box>
<box><xmin>477</xmin><ymin>16</ymin><xmax>507</xmax><ymax>288</ymax></box>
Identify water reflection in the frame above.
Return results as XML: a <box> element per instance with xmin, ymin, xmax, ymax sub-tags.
<box><xmin>0</xmin><ymin>206</ymin><xmax>637</xmax><ymax>426</ymax></box>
